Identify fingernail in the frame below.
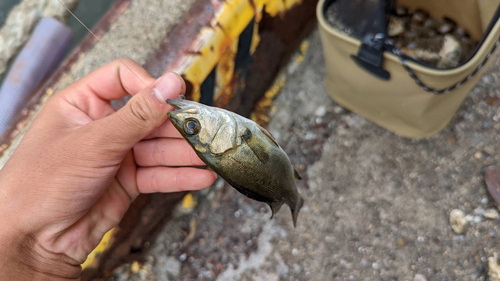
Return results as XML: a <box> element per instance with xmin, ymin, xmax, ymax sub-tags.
<box><xmin>152</xmin><ymin>72</ymin><xmax>182</xmax><ymax>102</ymax></box>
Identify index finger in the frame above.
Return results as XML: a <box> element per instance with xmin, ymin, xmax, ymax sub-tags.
<box><xmin>76</xmin><ymin>58</ymin><xmax>157</xmax><ymax>101</ymax></box>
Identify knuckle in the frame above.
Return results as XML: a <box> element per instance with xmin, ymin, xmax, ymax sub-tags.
<box><xmin>128</xmin><ymin>96</ymin><xmax>155</xmax><ymax>124</ymax></box>
<box><xmin>150</xmin><ymin>170</ymin><xmax>161</xmax><ymax>193</ymax></box>
<box><xmin>173</xmin><ymin>170</ymin><xmax>184</xmax><ymax>191</ymax></box>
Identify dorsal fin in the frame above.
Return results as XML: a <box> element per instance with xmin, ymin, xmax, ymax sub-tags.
<box><xmin>256</xmin><ymin>124</ymin><xmax>280</xmax><ymax>148</ymax></box>
<box><xmin>294</xmin><ymin>169</ymin><xmax>302</xmax><ymax>180</ymax></box>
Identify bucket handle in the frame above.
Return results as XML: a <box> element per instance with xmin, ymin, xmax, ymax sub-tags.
<box><xmin>388</xmin><ymin>38</ymin><xmax>500</xmax><ymax>95</ymax></box>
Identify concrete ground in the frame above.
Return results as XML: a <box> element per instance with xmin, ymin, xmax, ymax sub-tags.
<box><xmin>111</xmin><ymin>28</ymin><xmax>500</xmax><ymax>281</ymax></box>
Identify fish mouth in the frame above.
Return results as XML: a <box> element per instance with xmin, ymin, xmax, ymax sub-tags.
<box><xmin>166</xmin><ymin>98</ymin><xmax>201</xmax><ymax>114</ymax></box>
<box><xmin>166</xmin><ymin>98</ymin><xmax>188</xmax><ymax>110</ymax></box>
<box><xmin>166</xmin><ymin>98</ymin><xmax>200</xmax><ymax>129</ymax></box>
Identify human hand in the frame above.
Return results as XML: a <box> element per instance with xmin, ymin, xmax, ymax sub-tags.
<box><xmin>0</xmin><ymin>59</ymin><xmax>217</xmax><ymax>280</ymax></box>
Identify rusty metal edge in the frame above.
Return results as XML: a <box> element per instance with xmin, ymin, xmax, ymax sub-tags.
<box><xmin>0</xmin><ymin>0</ymin><xmax>131</xmax><ymax>153</ymax></box>
<box><xmin>143</xmin><ymin>0</ymin><xmax>216</xmax><ymax>78</ymax></box>
<box><xmin>81</xmin><ymin>192</ymin><xmax>188</xmax><ymax>279</ymax></box>
<box><xmin>228</xmin><ymin>0</ymin><xmax>319</xmax><ymax>117</ymax></box>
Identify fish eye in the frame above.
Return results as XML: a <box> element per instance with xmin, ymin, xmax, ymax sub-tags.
<box><xmin>183</xmin><ymin>119</ymin><xmax>200</xmax><ymax>135</ymax></box>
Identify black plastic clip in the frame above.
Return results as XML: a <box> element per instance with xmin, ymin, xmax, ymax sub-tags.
<box><xmin>351</xmin><ymin>33</ymin><xmax>391</xmax><ymax>81</ymax></box>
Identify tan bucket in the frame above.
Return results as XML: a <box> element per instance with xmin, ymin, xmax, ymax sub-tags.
<box><xmin>317</xmin><ymin>0</ymin><xmax>500</xmax><ymax>138</ymax></box>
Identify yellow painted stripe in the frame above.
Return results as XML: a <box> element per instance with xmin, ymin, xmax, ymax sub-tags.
<box><xmin>183</xmin><ymin>0</ymin><xmax>256</xmax><ymax>92</ymax></box>
<box><xmin>81</xmin><ymin>229</ymin><xmax>114</xmax><ymax>269</ymax></box>
<box><xmin>182</xmin><ymin>193</ymin><xmax>197</xmax><ymax>210</ymax></box>
<box><xmin>182</xmin><ymin>0</ymin><xmax>302</xmax><ymax>102</ymax></box>
<box><xmin>215</xmin><ymin>39</ymin><xmax>238</xmax><ymax>101</ymax></box>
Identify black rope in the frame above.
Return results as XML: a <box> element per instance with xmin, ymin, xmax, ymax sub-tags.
<box><xmin>388</xmin><ymin>38</ymin><xmax>500</xmax><ymax>95</ymax></box>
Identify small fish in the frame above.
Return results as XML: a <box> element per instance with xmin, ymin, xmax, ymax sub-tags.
<box><xmin>167</xmin><ymin>98</ymin><xmax>304</xmax><ymax>227</ymax></box>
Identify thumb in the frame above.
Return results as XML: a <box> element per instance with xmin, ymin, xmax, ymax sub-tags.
<box><xmin>90</xmin><ymin>72</ymin><xmax>184</xmax><ymax>152</ymax></box>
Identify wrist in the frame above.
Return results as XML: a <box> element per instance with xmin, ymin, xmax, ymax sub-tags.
<box><xmin>0</xmin><ymin>193</ymin><xmax>81</xmax><ymax>280</ymax></box>
<box><xmin>0</xmin><ymin>222</ymin><xmax>82</xmax><ymax>280</ymax></box>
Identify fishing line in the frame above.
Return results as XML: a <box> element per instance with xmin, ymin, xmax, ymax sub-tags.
<box><xmin>56</xmin><ymin>0</ymin><xmax>147</xmax><ymax>86</ymax></box>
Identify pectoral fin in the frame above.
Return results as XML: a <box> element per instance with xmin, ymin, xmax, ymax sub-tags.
<box><xmin>294</xmin><ymin>169</ymin><xmax>302</xmax><ymax>180</ymax></box>
<box><xmin>242</xmin><ymin>129</ymin><xmax>270</xmax><ymax>164</ymax></box>
<box><xmin>257</xmin><ymin>124</ymin><xmax>280</xmax><ymax>148</ymax></box>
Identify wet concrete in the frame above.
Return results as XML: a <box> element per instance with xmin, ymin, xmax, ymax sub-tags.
<box><xmin>110</xmin><ymin>28</ymin><xmax>500</xmax><ymax>280</ymax></box>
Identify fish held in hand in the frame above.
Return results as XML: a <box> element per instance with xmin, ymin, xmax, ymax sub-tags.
<box><xmin>167</xmin><ymin>98</ymin><xmax>304</xmax><ymax>227</ymax></box>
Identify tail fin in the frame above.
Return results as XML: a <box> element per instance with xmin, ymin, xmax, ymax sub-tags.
<box><xmin>290</xmin><ymin>195</ymin><xmax>304</xmax><ymax>228</ymax></box>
